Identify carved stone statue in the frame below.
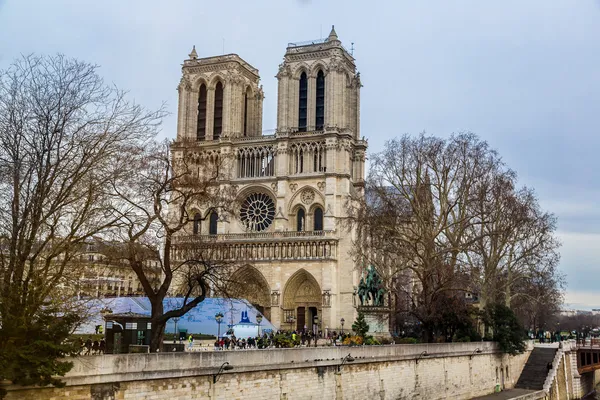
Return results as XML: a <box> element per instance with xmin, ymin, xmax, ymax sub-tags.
<box><xmin>358</xmin><ymin>265</ymin><xmax>386</xmax><ymax>307</ymax></box>
<box><xmin>357</xmin><ymin>277</ymin><xmax>368</xmax><ymax>306</ymax></box>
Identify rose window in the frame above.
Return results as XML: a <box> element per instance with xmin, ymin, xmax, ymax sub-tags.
<box><xmin>240</xmin><ymin>192</ymin><xmax>276</xmax><ymax>232</ymax></box>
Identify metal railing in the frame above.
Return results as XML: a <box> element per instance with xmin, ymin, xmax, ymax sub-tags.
<box><xmin>576</xmin><ymin>338</ymin><xmax>600</xmax><ymax>347</ymax></box>
<box><xmin>288</xmin><ymin>38</ymin><xmax>328</xmax><ymax>47</ymax></box>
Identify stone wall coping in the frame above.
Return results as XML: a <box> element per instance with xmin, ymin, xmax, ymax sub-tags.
<box><xmin>5</xmin><ymin>342</ymin><xmax>510</xmax><ymax>390</ymax></box>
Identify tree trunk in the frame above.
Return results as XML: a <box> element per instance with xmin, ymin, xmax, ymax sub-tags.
<box><xmin>150</xmin><ymin>320</ymin><xmax>166</xmax><ymax>353</ymax></box>
<box><xmin>150</xmin><ymin>299</ymin><xmax>166</xmax><ymax>352</ymax></box>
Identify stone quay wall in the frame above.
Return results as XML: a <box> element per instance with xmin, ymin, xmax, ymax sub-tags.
<box><xmin>4</xmin><ymin>342</ymin><xmax>532</xmax><ymax>400</ymax></box>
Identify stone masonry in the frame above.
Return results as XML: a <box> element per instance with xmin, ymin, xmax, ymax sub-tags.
<box><xmin>170</xmin><ymin>26</ymin><xmax>366</xmax><ymax>332</ymax></box>
<box><xmin>4</xmin><ymin>342</ymin><xmax>532</xmax><ymax>400</ymax></box>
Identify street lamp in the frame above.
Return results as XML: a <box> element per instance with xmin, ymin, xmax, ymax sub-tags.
<box><xmin>213</xmin><ymin>362</ymin><xmax>234</xmax><ymax>384</ymax></box>
<box><xmin>340</xmin><ymin>318</ymin><xmax>345</xmax><ymax>335</ymax></box>
<box><xmin>338</xmin><ymin>353</ymin><xmax>355</xmax><ymax>372</ymax></box>
<box><xmin>173</xmin><ymin>317</ymin><xmax>180</xmax><ymax>343</ymax></box>
<box><xmin>469</xmin><ymin>348</ymin><xmax>482</xmax><ymax>360</ymax></box>
<box><xmin>256</xmin><ymin>313</ymin><xmax>263</xmax><ymax>336</ymax></box>
<box><xmin>313</xmin><ymin>316</ymin><xmax>319</xmax><ymax>347</ymax></box>
<box><xmin>215</xmin><ymin>312</ymin><xmax>224</xmax><ymax>340</ymax></box>
<box><xmin>416</xmin><ymin>351</ymin><xmax>428</xmax><ymax>364</ymax></box>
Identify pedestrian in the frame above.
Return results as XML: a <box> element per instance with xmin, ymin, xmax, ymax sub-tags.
<box><xmin>188</xmin><ymin>334</ymin><xmax>194</xmax><ymax>351</ymax></box>
<box><xmin>99</xmin><ymin>338</ymin><xmax>106</xmax><ymax>354</ymax></box>
<box><xmin>92</xmin><ymin>339</ymin><xmax>100</xmax><ymax>355</ymax></box>
<box><xmin>84</xmin><ymin>337</ymin><xmax>93</xmax><ymax>355</ymax></box>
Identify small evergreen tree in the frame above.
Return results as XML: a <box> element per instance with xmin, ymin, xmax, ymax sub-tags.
<box><xmin>484</xmin><ymin>303</ymin><xmax>526</xmax><ymax>355</ymax></box>
<box><xmin>352</xmin><ymin>311</ymin><xmax>370</xmax><ymax>338</ymax></box>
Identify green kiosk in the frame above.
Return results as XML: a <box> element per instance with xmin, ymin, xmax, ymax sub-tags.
<box><xmin>103</xmin><ymin>312</ymin><xmax>152</xmax><ymax>354</ymax></box>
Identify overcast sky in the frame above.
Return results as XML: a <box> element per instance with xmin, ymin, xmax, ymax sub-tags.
<box><xmin>1</xmin><ymin>0</ymin><xmax>599</xmax><ymax>309</ymax></box>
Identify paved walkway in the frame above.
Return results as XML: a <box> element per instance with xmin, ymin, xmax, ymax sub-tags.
<box><xmin>470</xmin><ymin>388</ymin><xmax>538</xmax><ymax>400</ymax></box>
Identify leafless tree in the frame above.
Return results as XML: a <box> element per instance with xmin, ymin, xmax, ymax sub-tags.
<box><xmin>106</xmin><ymin>141</ymin><xmax>237</xmax><ymax>351</ymax></box>
<box><xmin>466</xmin><ymin>160</ymin><xmax>562</xmax><ymax>324</ymax></box>
<box><xmin>349</xmin><ymin>132</ymin><xmax>563</xmax><ymax>340</ymax></box>
<box><xmin>0</xmin><ymin>54</ymin><xmax>164</xmax><ymax>388</ymax></box>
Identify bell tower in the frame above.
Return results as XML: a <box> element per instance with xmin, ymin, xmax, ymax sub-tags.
<box><xmin>176</xmin><ymin>46</ymin><xmax>264</xmax><ymax>141</ymax></box>
<box><xmin>276</xmin><ymin>26</ymin><xmax>361</xmax><ymax>137</ymax></box>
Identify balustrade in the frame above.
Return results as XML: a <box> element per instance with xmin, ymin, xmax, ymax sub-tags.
<box><xmin>172</xmin><ymin>231</ymin><xmax>337</xmax><ymax>262</ymax></box>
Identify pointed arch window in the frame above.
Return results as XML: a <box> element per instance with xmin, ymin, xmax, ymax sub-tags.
<box><xmin>298</xmin><ymin>72</ymin><xmax>308</xmax><ymax>132</ymax></box>
<box><xmin>209</xmin><ymin>211</ymin><xmax>218</xmax><ymax>235</ymax></box>
<box><xmin>213</xmin><ymin>82</ymin><xmax>223</xmax><ymax>139</ymax></box>
<box><xmin>197</xmin><ymin>84</ymin><xmax>207</xmax><ymax>140</ymax></box>
<box><xmin>243</xmin><ymin>91</ymin><xmax>248</xmax><ymax>136</ymax></box>
<box><xmin>315</xmin><ymin>70</ymin><xmax>325</xmax><ymax>130</ymax></box>
<box><xmin>313</xmin><ymin>207</ymin><xmax>323</xmax><ymax>231</ymax></box>
<box><xmin>296</xmin><ymin>208</ymin><xmax>306</xmax><ymax>231</ymax></box>
<box><xmin>193</xmin><ymin>213</ymin><xmax>202</xmax><ymax>235</ymax></box>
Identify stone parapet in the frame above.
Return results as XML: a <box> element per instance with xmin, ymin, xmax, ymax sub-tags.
<box><xmin>15</xmin><ymin>342</ymin><xmax>501</xmax><ymax>387</ymax></box>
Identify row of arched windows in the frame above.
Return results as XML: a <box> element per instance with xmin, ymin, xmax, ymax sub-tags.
<box><xmin>236</xmin><ymin>146</ymin><xmax>276</xmax><ymax>178</ymax></box>
<box><xmin>298</xmin><ymin>70</ymin><xmax>325</xmax><ymax>132</ymax></box>
<box><xmin>192</xmin><ymin>211</ymin><xmax>218</xmax><ymax>235</ymax></box>
<box><xmin>296</xmin><ymin>207</ymin><xmax>324</xmax><ymax>231</ymax></box>
<box><xmin>197</xmin><ymin>82</ymin><xmax>225</xmax><ymax>141</ymax></box>
<box><xmin>196</xmin><ymin>83</ymin><xmax>255</xmax><ymax>140</ymax></box>
<box><xmin>289</xmin><ymin>142</ymin><xmax>326</xmax><ymax>174</ymax></box>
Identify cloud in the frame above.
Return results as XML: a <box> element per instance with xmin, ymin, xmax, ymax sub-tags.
<box><xmin>564</xmin><ymin>291</ymin><xmax>600</xmax><ymax>311</ymax></box>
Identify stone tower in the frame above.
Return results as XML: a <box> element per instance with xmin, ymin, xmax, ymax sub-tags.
<box><xmin>176</xmin><ymin>46</ymin><xmax>264</xmax><ymax>141</ymax></box>
<box><xmin>171</xmin><ymin>27</ymin><xmax>367</xmax><ymax>333</ymax></box>
<box><xmin>276</xmin><ymin>26</ymin><xmax>361</xmax><ymax>137</ymax></box>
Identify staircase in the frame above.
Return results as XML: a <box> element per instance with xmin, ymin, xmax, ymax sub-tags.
<box><xmin>515</xmin><ymin>347</ymin><xmax>558</xmax><ymax>390</ymax></box>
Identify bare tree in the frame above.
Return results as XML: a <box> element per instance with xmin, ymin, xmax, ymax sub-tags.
<box><xmin>0</xmin><ymin>54</ymin><xmax>164</xmax><ymax>390</ymax></box>
<box><xmin>350</xmin><ymin>133</ymin><xmax>500</xmax><ymax>340</ymax></box>
<box><xmin>349</xmin><ymin>132</ymin><xmax>562</xmax><ymax>341</ymax></box>
<box><xmin>467</xmin><ymin>170</ymin><xmax>561</xmax><ymax>312</ymax></box>
<box><xmin>107</xmin><ymin>141</ymin><xmax>237</xmax><ymax>351</ymax></box>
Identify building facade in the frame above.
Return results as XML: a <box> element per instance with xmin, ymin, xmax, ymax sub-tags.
<box><xmin>171</xmin><ymin>27</ymin><xmax>367</xmax><ymax>331</ymax></box>
<box><xmin>74</xmin><ymin>240</ymin><xmax>162</xmax><ymax>298</ymax></box>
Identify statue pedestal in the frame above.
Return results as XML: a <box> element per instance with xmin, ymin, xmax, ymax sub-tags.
<box><xmin>357</xmin><ymin>306</ymin><xmax>390</xmax><ymax>338</ymax></box>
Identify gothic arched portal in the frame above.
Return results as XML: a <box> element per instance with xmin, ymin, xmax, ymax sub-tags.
<box><xmin>227</xmin><ymin>265</ymin><xmax>271</xmax><ymax>320</ymax></box>
<box><xmin>282</xmin><ymin>269</ymin><xmax>321</xmax><ymax>331</ymax></box>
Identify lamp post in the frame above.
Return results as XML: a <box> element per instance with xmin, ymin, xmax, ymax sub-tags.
<box><xmin>340</xmin><ymin>318</ymin><xmax>345</xmax><ymax>335</ymax></box>
<box><xmin>338</xmin><ymin>353</ymin><xmax>355</xmax><ymax>372</ymax></box>
<box><xmin>173</xmin><ymin>317</ymin><xmax>180</xmax><ymax>343</ymax></box>
<box><xmin>256</xmin><ymin>313</ymin><xmax>263</xmax><ymax>337</ymax></box>
<box><xmin>313</xmin><ymin>315</ymin><xmax>319</xmax><ymax>347</ymax></box>
<box><xmin>416</xmin><ymin>351</ymin><xmax>428</xmax><ymax>364</ymax></box>
<box><xmin>469</xmin><ymin>348</ymin><xmax>482</xmax><ymax>360</ymax></box>
<box><xmin>215</xmin><ymin>312</ymin><xmax>224</xmax><ymax>341</ymax></box>
<box><xmin>213</xmin><ymin>362</ymin><xmax>234</xmax><ymax>384</ymax></box>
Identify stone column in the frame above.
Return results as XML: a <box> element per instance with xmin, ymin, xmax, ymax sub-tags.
<box><xmin>335</xmin><ymin>72</ymin><xmax>344</xmax><ymax>129</ymax></box>
<box><xmin>355</xmin><ymin>82</ymin><xmax>361</xmax><ymax>139</ymax></box>
<box><xmin>307</xmin><ymin>75</ymin><xmax>316</xmax><ymax>131</ymax></box>
<box><xmin>290</xmin><ymin>77</ymin><xmax>299</xmax><ymax>130</ymax></box>
<box><xmin>256</xmin><ymin>89</ymin><xmax>264</xmax><ymax>135</ymax></box>
<box><xmin>206</xmin><ymin>87</ymin><xmax>215</xmax><ymax>140</ymax></box>
<box><xmin>176</xmin><ymin>85</ymin><xmax>185</xmax><ymax>140</ymax></box>
<box><xmin>277</xmin><ymin>75</ymin><xmax>288</xmax><ymax>131</ymax></box>
<box><xmin>187</xmin><ymin>88</ymin><xmax>198</xmax><ymax>141</ymax></box>
<box><xmin>222</xmin><ymin>81</ymin><xmax>231</xmax><ymax>137</ymax></box>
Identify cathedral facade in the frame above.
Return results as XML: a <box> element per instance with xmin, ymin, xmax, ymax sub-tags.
<box><xmin>171</xmin><ymin>27</ymin><xmax>367</xmax><ymax>332</ymax></box>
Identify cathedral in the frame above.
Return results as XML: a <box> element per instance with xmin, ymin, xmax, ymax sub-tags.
<box><xmin>171</xmin><ymin>26</ymin><xmax>367</xmax><ymax>333</ymax></box>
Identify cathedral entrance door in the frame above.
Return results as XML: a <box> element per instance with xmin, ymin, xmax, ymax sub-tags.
<box><xmin>296</xmin><ymin>307</ymin><xmax>305</xmax><ymax>332</ymax></box>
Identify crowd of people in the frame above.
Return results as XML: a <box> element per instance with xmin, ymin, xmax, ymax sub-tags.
<box><xmin>77</xmin><ymin>337</ymin><xmax>107</xmax><ymax>355</ymax></box>
<box><xmin>186</xmin><ymin>329</ymin><xmax>355</xmax><ymax>351</ymax></box>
